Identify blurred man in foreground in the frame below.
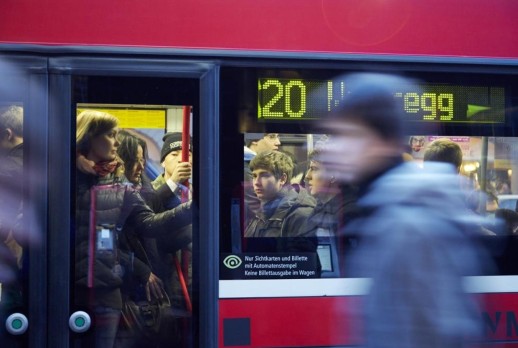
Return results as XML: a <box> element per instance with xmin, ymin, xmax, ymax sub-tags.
<box><xmin>319</xmin><ymin>73</ymin><xmax>487</xmax><ymax>347</ymax></box>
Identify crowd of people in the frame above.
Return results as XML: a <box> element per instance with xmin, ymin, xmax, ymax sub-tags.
<box><xmin>2</xmin><ymin>72</ymin><xmax>516</xmax><ymax>347</ymax></box>
<box><xmin>75</xmin><ymin>111</ymin><xmax>193</xmax><ymax>347</ymax></box>
<box><xmin>243</xmin><ymin>133</ymin><xmax>517</xmax><ymax>242</ymax></box>
<box><xmin>241</xmin><ymin>73</ymin><xmax>503</xmax><ymax>347</ymax></box>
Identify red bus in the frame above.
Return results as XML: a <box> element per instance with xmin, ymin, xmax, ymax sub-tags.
<box><xmin>1</xmin><ymin>0</ymin><xmax>518</xmax><ymax>347</ymax></box>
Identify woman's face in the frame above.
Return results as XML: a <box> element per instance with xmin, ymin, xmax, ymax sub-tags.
<box><xmin>127</xmin><ymin>145</ymin><xmax>145</xmax><ymax>185</ymax></box>
<box><xmin>89</xmin><ymin>128</ymin><xmax>119</xmax><ymax>162</ymax></box>
<box><xmin>305</xmin><ymin>160</ymin><xmax>333</xmax><ymax>196</ymax></box>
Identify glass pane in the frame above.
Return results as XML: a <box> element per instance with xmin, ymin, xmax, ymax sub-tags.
<box><xmin>0</xmin><ymin>57</ymin><xmax>46</xmax><ymax>347</ymax></box>
<box><xmin>72</xmin><ymin>76</ymin><xmax>197</xmax><ymax>348</ymax></box>
<box><xmin>0</xmin><ymin>73</ymin><xmax>31</xmax><ymax>346</ymax></box>
<box><xmin>219</xmin><ymin>66</ymin><xmax>518</xmax><ymax>347</ymax></box>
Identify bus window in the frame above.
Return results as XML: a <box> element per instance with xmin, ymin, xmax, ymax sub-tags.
<box><xmin>0</xmin><ymin>63</ymin><xmax>46</xmax><ymax>345</ymax></box>
<box><xmin>220</xmin><ymin>66</ymin><xmax>518</xmax><ymax>281</ymax></box>
<box><xmin>0</xmin><ymin>104</ymin><xmax>28</xmax><ymax>344</ymax></box>
<box><xmin>72</xmin><ymin>76</ymin><xmax>197</xmax><ymax>348</ymax></box>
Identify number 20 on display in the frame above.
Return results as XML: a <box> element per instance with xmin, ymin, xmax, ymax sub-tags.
<box><xmin>259</xmin><ymin>79</ymin><xmax>308</xmax><ymax>118</ymax></box>
<box><xmin>258</xmin><ymin>79</ymin><xmax>345</xmax><ymax>119</ymax></box>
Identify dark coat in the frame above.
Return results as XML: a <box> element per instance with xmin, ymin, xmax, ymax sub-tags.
<box><xmin>244</xmin><ymin>185</ymin><xmax>316</xmax><ymax>238</ymax></box>
<box><xmin>300</xmin><ymin>185</ymin><xmax>359</xmax><ymax>237</ymax></box>
<box><xmin>74</xmin><ymin>170</ymin><xmax>192</xmax><ymax>310</ymax></box>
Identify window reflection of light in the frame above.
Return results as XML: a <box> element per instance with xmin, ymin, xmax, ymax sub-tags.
<box><xmin>463</xmin><ymin>163</ymin><xmax>477</xmax><ymax>173</ymax></box>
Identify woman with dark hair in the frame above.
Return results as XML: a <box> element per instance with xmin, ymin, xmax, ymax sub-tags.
<box><xmin>75</xmin><ymin>111</ymin><xmax>191</xmax><ymax>347</ymax></box>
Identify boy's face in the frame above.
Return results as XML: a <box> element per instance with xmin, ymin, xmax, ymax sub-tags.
<box><xmin>252</xmin><ymin>168</ymin><xmax>286</xmax><ymax>203</ymax></box>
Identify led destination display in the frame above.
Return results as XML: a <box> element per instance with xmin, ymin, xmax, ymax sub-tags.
<box><xmin>258</xmin><ymin>78</ymin><xmax>505</xmax><ymax>123</ymax></box>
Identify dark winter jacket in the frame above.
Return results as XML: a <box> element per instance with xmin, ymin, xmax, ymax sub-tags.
<box><xmin>301</xmin><ymin>185</ymin><xmax>359</xmax><ymax>237</ymax></box>
<box><xmin>74</xmin><ymin>170</ymin><xmax>192</xmax><ymax>310</ymax></box>
<box><xmin>244</xmin><ymin>185</ymin><xmax>316</xmax><ymax>238</ymax></box>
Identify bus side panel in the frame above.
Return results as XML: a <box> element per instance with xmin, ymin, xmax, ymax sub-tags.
<box><xmin>480</xmin><ymin>293</ymin><xmax>518</xmax><ymax>342</ymax></box>
<box><xmin>219</xmin><ymin>297</ymin><xmax>363</xmax><ymax>347</ymax></box>
<box><xmin>219</xmin><ymin>294</ymin><xmax>518</xmax><ymax>347</ymax></box>
<box><xmin>1</xmin><ymin>0</ymin><xmax>518</xmax><ymax>58</ymax></box>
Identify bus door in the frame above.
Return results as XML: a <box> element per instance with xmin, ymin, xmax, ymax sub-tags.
<box><xmin>0</xmin><ymin>55</ymin><xmax>48</xmax><ymax>348</ymax></box>
<box><xmin>47</xmin><ymin>58</ymin><xmax>218</xmax><ymax>348</ymax></box>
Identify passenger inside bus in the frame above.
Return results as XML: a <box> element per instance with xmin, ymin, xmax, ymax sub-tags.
<box><xmin>302</xmin><ymin>147</ymin><xmax>359</xmax><ymax>237</ymax></box>
<box><xmin>152</xmin><ymin>132</ymin><xmax>193</xmax><ymax>208</ymax></box>
<box><xmin>243</xmin><ymin>133</ymin><xmax>281</xmax><ymax>225</ymax></box>
<box><xmin>423</xmin><ymin>138</ymin><xmax>499</xmax><ymax>236</ymax></box>
<box><xmin>151</xmin><ymin>132</ymin><xmax>193</xmax><ymax>315</ymax></box>
<box><xmin>116</xmin><ymin>130</ymin><xmax>185</xmax><ymax>348</ymax></box>
<box><xmin>244</xmin><ymin>150</ymin><xmax>315</xmax><ymax>238</ymax></box>
<box><xmin>423</xmin><ymin>138</ymin><xmax>463</xmax><ymax>173</ymax></box>
<box><xmin>74</xmin><ymin>110</ymin><xmax>192</xmax><ymax>348</ymax></box>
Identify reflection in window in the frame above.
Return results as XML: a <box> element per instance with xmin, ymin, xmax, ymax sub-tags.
<box><xmin>0</xmin><ymin>105</ymin><xmax>26</xmax><ymax>336</ymax></box>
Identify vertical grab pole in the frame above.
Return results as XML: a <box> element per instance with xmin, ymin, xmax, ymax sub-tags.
<box><xmin>179</xmin><ymin>105</ymin><xmax>192</xmax><ymax>312</ymax></box>
<box><xmin>178</xmin><ymin>105</ymin><xmax>193</xmax><ymax>348</ymax></box>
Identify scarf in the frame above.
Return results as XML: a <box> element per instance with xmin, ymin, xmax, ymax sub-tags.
<box><xmin>93</xmin><ymin>160</ymin><xmax>119</xmax><ymax>177</ymax></box>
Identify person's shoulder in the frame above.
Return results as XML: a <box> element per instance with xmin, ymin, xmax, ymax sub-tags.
<box><xmin>285</xmin><ymin>185</ymin><xmax>316</xmax><ymax>208</ymax></box>
<box><xmin>151</xmin><ymin>174</ymin><xmax>165</xmax><ymax>190</ymax></box>
<box><xmin>286</xmin><ymin>187</ymin><xmax>316</xmax><ymax>219</ymax></box>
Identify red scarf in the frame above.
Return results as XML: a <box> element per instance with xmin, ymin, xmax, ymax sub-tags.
<box><xmin>92</xmin><ymin>160</ymin><xmax>119</xmax><ymax>177</ymax></box>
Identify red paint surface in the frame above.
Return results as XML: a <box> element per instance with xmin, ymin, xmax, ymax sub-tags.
<box><xmin>219</xmin><ymin>294</ymin><xmax>518</xmax><ymax>347</ymax></box>
<box><xmin>219</xmin><ymin>296</ymin><xmax>363</xmax><ymax>347</ymax></box>
<box><xmin>1</xmin><ymin>0</ymin><xmax>517</xmax><ymax>58</ymax></box>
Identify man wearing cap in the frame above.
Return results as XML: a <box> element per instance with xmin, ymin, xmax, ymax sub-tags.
<box><xmin>152</xmin><ymin>132</ymin><xmax>192</xmax><ymax>209</ymax></box>
<box><xmin>151</xmin><ymin>132</ymin><xmax>193</xmax><ymax>316</ymax></box>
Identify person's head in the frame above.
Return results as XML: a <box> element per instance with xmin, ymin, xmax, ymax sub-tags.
<box><xmin>409</xmin><ymin>136</ymin><xmax>425</xmax><ymax>153</ymax></box>
<box><xmin>76</xmin><ymin>110</ymin><xmax>120</xmax><ymax>163</ymax></box>
<box><xmin>486</xmin><ymin>191</ymin><xmax>499</xmax><ymax>215</ymax></box>
<box><xmin>249</xmin><ymin>150</ymin><xmax>294</xmax><ymax>203</ymax></box>
<box><xmin>305</xmin><ymin>148</ymin><xmax>339</xmax><ymax>197</ymax></box>
<box><xmin>423</xmin><ymin>138</ymin><xmax>463</xmax><ymax>173</ymax></box>
<box><xmin>318</xmin><ymin>73</ymin><xmax>414</xmax><ymax>185</ymax></box>
<box><xmin>247</xmin><ymin>133</ymin><xmax>281</xmax><ymax>154</ymax></box>
<box><xmin>0</xmin><ymin>105</ymin><xmax>23</xmax><ymax>155</ymax></box>
<box><xmin>117</xmin><ymin>131</ymin><xmax>147</xmax><ymax>185</ymax></box>
<box><xmin>160</xmin><ymin>132</ymin><xmax>192</xmax><ymax>179</ymax></box>
<box><xmin>467</xmin><ymin>189</ymin><xmax>499</xmax><ymax>215</ymax></box>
